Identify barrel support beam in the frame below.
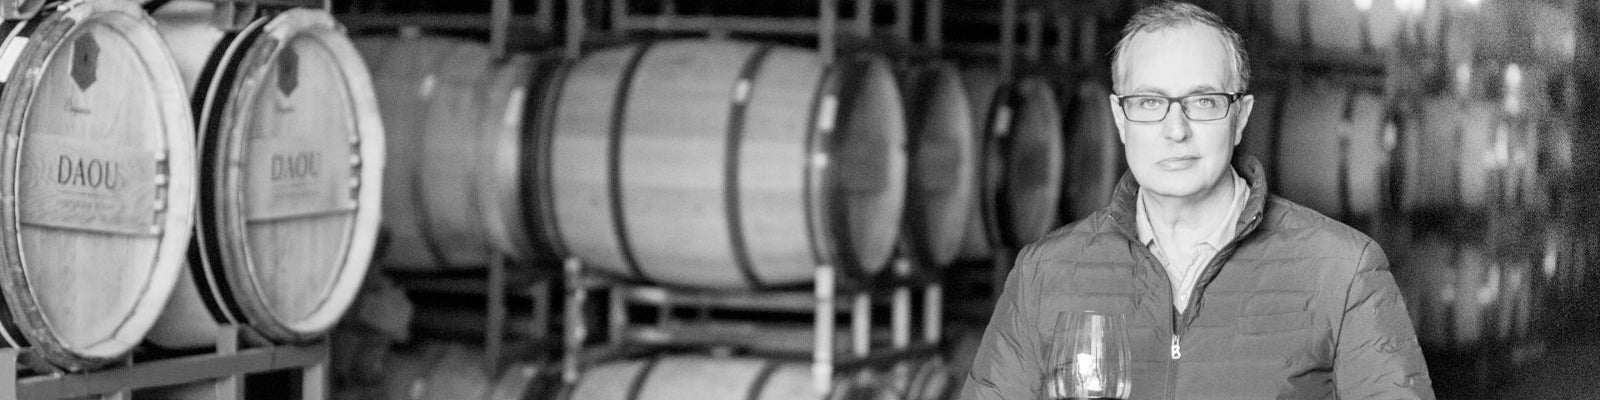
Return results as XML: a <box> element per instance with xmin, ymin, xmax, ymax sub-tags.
<box><xmin>0</xmin><ymin>325</ymin><xmax>327</xmax><ymax>400</ymax></box>
<box><xmin>814</xmin><ymin>265</ymin><xmax>837</xmax><ymax>393</ymax></box>
<box><xmin>562</xmin><ymin>257</ymin><xmax>588</xmax><ymax>384</ymax></box>
<box><xmin>486</xmin><ymin>251</ymin><xmax>508</xmax><ymax>371</ymax></box>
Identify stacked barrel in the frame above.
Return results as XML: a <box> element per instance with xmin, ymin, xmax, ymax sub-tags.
<box><xmin>0</xmin><ymin>0</ymin><xmax>198</xmax><ymax>372</ymax></box>
<box><xmin>345</xmin><ymin>24</ymin><xmax>1053</xmax><ymax>396</ymax></box>
<box><xmin>146</xmin><ymin>0</ymin><xmax>385</xmax><ymax>352</ymax></box>
<box><xmin>1248</xmin><ymin>0</ymin><xmax>1574</xmax><ymax>394</ymax></box>
<box><xmin>0</xmin><ymin>0</ymin><xmax>384</xmax><ymax>397</ymax></box>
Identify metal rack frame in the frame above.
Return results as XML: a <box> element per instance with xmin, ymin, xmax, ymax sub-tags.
<box><xmin>0</xmin><ymin>325</ymin><xmax>328</xmax><ymax>400</ymax></box>
<box><xmin>392</xmin><ymin>252</ymin><xmax>560</xmax><ymax>373</ymax></box>
<box><xmin>605</xmin><ymin>0</ymin><xmax>909</xmax><ymax>40</ymax></box>
<box><xmin>560</xmin><ymin>256</ymin><xmax>945</xmax><ymax>394</ymax></box>
<box><xmin>335</xmin><ymin>0</ymin><xmax>532</xmax><ymax>59</ymax></box>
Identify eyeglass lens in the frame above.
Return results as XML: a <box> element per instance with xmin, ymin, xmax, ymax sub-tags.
<box><xmin>1121</xmin><ymin>94</ymin><xmax>1234</xmax><ymax>122</ymax></box>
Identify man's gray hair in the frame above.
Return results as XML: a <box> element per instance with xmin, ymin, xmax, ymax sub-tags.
<box><xmin>1110</xmin><ymin>1</ymin><xmax>1250</xmax><ymax>92</ymax></box>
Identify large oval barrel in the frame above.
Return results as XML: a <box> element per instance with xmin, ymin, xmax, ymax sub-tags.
<box><xmin>956</xmin><ymin>70</ymin><xmax>1065</xmax><ymax>259</ymax></box>
<box><xmin>359</xmin><ymin>35</ymin><xmax>546</xmax><ymax>269</ymax></box>
<box><xmin>564</xmin><ymin>356</ymin><xmax>898</xmax><ymax>400</ymax></box>
<box><xmin>1057</xmin><ymin>78</ymin><xmax>1122</xmax><ymax>222</ymax></box>
<box><xmin>0</xmin><ymin>0</ymin><xmax>197</xmax><ymax>371</ymax></box>
<box><xmin>1273</xmin><ymin>82</ymin><xmax>1396</xmax><ymax>228</ymax></box>
<box><xmin>898</xmin><ymin>62</ymin><xmax>976</xmax><ymax>268</ymax></box>
<box><xmin>147</xmin><ymin>2</ymin><xmax>383</xmax><ymax>348</ymax></box>
<box><xmin>539</xmin><ymin>40</ymin><xmax>908</xmax><ymax>290</ymax></box>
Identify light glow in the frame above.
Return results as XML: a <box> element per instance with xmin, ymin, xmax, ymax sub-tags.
<box><xmin>1504</xmin><ymin>63</ymin><xmax>1524</xmax><ymax>114</ymax></box>
<box><xmin>1454</xmin><ymin>63</ymin><xmax>1472</xmax><ymax>96</ymax></box>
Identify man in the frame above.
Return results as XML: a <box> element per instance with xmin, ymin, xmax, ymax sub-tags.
<box><xmin>960</xmin><ymin>2</ymin><xmax>1434</xmax><ymax>399</ymax></box>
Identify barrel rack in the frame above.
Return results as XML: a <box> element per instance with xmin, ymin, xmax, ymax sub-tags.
<box><xmin>388</xmin><ymin>252</ymin><xmax>559</xmax><ymax>373</ymax></box>
<box><xmin>560</xmin><ymin>256</ymin><xmax>946</xmax><ymax>395</ymax></box>
<box><xmin>546</xmin><ymin>0</ymin><xmax>947</xmax><ymax>395</ymax></box>
<box><xmin>0</xmin><ymin>325</ymin><xmax>327</xmax><ymax>400</ymax></box>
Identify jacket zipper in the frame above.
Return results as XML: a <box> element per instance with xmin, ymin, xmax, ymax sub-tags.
<box><xmin>1163</xmin><ymin>224</ymin><xmax>1253</xmax><ymax>400</ymax></box>
<box><xmin>1171</xmin><ymin>334</ymin><xmax>1182</xmax><ymax>359</ymax></box>
<box><xmin>1168</xmin><ymin>323</ymin><xmax>1181</xmax><ymax>400</ymax></box>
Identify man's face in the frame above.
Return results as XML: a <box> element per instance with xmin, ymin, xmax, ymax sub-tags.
<box><xmin>1111</xmin><ymin>24</ymin><xmax>1253</xmax><ymax>200</ymax></box>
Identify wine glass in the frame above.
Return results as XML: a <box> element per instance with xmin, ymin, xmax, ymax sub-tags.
<box><xmin>1042</xmin><ymin>310</ymin><xmax>1131</xmax><ymax>400</ymax></box>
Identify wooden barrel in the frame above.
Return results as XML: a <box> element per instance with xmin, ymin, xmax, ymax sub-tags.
<box><xmin>539</xmin><ymin>40</ymin><xmax>908</xmax><ymax>289</ymax></box>
<box><xmin>359</xmin><ymin>35</ymin><xmax>547</xmax><ymax>269</ymax></box>
<box><xmin>1395</xmin><ymin>232</ymin><xmax>1504</xmax><ymax>353</ymax></box>
<box><xmin>1057</xmin><ymin>78</ymin><xmax>1122</xmax><ymax>223</ymax></box>
<box><xmin>1273</xmin><ymin>82</ymin><xmax>1396</xmax><ymax>228</ymax></box>
<box><xmin>0</xmin><ymin>0</ymin><xmax>197</xmax><ymax>371</ymax></box>
<box><xmin>386</xmin><ymin>342</ymin><xmax>558</xmax><ymax>400</ymax></box>
<box><xmin>1402</xmin><ymin>97</ymin><xmax>1504</xmax><ymax>213</ymax></box>
<box><xmin>988</xmin><ymin>78</ymin><xmax>1065</xmax><ymax>247</ymax></box>
<box><xmin>954</xmin><ymin>67</ymin><xmax>998</xmax><ymax>261</ymax></box>
<box><xmin>146</xmin><ymin>2</ymin><xmax>383</xmax><ymax>348</ymax></box>
<box><xmin>563</xmin><ymin>356</ymin><xmax>898</xmax><ymax>400</ymax></box>
<box><xmin>355</xmin><ymin>35</ymin><xmax>453</xmax><ymax>269</ymax></box>
<box><xmin>1493</xmin><ymin>252</ymin><xmax>1536</xmax><ymax>347</ymax></box>
<box><xmin>1452</xmin><ymin>243</ymin><xmax>1500</xmax><ymax>349</ymax></box>
<box><xmin>1261</xmin><ymin>0</ymin><xmax>1406</xmax><ymax>55</ymax></box>
<box><xmin>955</xmin><ymin>70</ymin><xmax>1065</xmax><ymax>260</ymax></box>
<box><xmin>1394</xmin><ymin>232</ymin><xmax>1457</xmax><ymax>352</ymax></box>
<box><xmin>898</xmin><ymin>62</ymin><xmax>976</xmax><ymax>268</ymax></box>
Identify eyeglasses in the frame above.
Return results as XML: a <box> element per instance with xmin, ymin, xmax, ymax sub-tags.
<box><xmin>1115</xmin><ymin>92</ymin><xmax>1245</xmax><ymax>122</ymax></box>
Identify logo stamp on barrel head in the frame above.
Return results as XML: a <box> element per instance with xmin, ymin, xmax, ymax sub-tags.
<box><xmin>70</xmin><ymin>34</ymin><xmax>97</xmax><ymax>91</ymax></box>
<box><xmin>276</xmin><ymin>46</ymin><xmax>298</xmax><ymax>96</ymax></box>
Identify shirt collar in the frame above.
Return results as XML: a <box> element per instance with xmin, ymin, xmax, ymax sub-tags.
<box><xmin>1135</xmin><ymin>167</ymin><xmax>1250</xmax><ymax>248</ymax></box>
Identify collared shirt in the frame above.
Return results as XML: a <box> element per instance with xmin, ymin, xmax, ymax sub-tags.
<box><xmin>1135</xmin><ymin>168</ymin><xmax>1250</xmax><ymax>313</ymax></box>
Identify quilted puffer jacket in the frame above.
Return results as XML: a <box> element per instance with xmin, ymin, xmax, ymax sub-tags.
<box><xmin>960</xmin><ymin>156</ymin><xmax>1434</xmax><ymax>400</ymax></box>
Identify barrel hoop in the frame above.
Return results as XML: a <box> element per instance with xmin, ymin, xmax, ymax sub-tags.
<box><xmin>624</xmin><ymin>357</ymin><xmax>662</xmax><ymax>400</ymax></box>
<box><xmin>0</xmin><ymin>14</ymin><xmax>44</xmax><ymax>349</ymax></box>
<box><xmin>905</xmin><ymin>66</ymin><xmax>943</xmax><ymax>265</ymax></box>
<box><xmin>971</xmin><ymin>83</ymin><xmax>1003</xmax><ymax>250</ymax></box>
<box><xmin>986</xmin><ymin>83</ymin><xmax>1017</xmax><ymax>248</ymax></box>
<box><xmin>189</xmin><ymin>15</ymin><xmax>274</xmax><ymax>325</ymax></box>
<box><xmin>825</xmin><ymin>58</ymin><xmax>868</xmax><ymax>277</ymax></box>
<box><xmin>609</xmin><ymin>43</ymin><xmax>655</xmax><ymax>282</ymax></box>
<box><xmin>802</xmin><ymin>61</ymin><xmax>839</xmax><ymax>268</ymax></box>
<box><xmin>723</xmin><ymin>45</ymin><xmax>775</xmax><ymax>290</ymax></box>
<box><xmin>529</xmin><ymin>60</ymin><xmax>573</xmax><ymax>258</ymax></box>
<box><xmin>994</xmin><ymin>84</ymin><xmax>1019</xmax><ymax>247</ymax></box>
<box><xmin>743</xmin><ymin>360</ymin><xmax>781</xmax><ymax>400</ymax></box>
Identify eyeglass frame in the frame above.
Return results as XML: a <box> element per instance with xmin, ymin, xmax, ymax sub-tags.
<box><xmin>1113</xmin><ymin>92</ymin><xmax>1247</xmax><ymax>122</ymax></box>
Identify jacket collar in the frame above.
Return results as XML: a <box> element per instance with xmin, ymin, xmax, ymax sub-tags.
<box><xmin>1109</xmin><ymin>155</ymin><xmax>1270</xmax><ymax>245</ymax></box>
